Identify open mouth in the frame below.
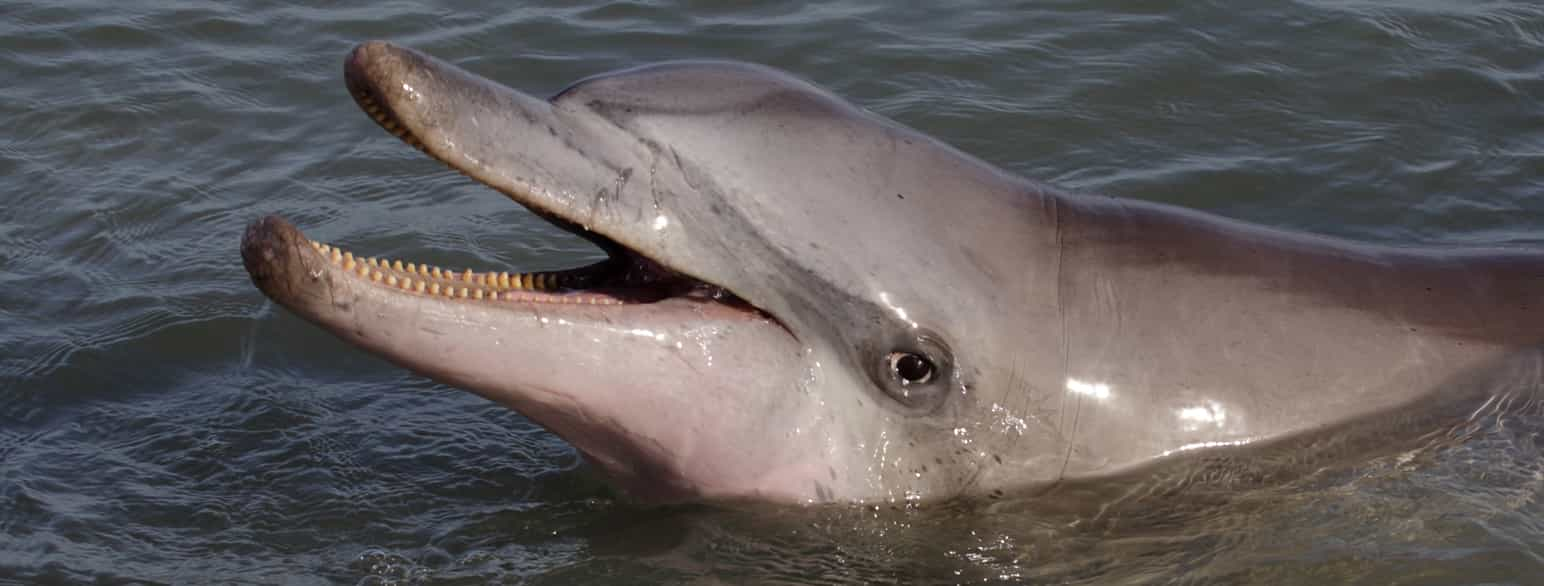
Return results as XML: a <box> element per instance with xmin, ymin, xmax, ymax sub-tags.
<box><xmin>253</xmin><ymin>48</ymin><xmax>759</xmax><ymax>312</ymax></box>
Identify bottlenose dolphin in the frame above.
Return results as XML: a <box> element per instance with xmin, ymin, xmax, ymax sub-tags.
<box><xmin>242</xmin><ymin>41</ymin><xmax>1544</xmax><ymax>504</ymax></box>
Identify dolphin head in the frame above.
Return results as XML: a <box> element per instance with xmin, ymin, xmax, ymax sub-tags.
<box><xmin>244</xmin><ymin>42</ymin><xmax>1069</xmax><ymax>503</ymax></box>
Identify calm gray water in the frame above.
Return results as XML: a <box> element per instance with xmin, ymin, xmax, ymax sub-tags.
<box><xmin>3</xmin><ymin>1</ymin><xmax>1543</xmax><ymax>583</ymax></box>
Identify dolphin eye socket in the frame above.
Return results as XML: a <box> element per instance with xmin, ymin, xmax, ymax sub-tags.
<box><xmin>890</xmin><ymin>352</ymin><xmax>935</xmax><ymax>385</ymax></box>
<box><xmin>869</xmin><ymin>331</ymin><xmax>954</xmax><ymax>412</ymax></box>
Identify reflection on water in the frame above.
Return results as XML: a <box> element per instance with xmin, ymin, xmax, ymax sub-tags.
<box><xmin>2</xmin><ymin>0</ymin><xmax>1543</xmax><ymax>582</ymax></box>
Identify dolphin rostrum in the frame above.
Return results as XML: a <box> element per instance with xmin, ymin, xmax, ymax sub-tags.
<box><xmin>242</xmin><ymin>41</ymin><xmax>1544</xmax><ymax>504</ymax></box>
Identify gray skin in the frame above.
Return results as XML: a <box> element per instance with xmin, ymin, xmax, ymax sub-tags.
<box><xmin>243</xmin><ymin>41</ymin><xmax>1544</xmax><ymax>505</ymax></box>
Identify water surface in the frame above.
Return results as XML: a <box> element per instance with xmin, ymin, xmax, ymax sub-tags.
<box><xmin>2</xmin><ymin>1</ymin><xmax>1543</xmax><ymax>583</ymax></box>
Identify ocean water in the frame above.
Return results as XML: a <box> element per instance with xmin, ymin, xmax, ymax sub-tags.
<box><xmin>2</xmin><ymin>1</ymin><xmax>1543</xmax><ymax>583</ymax></box>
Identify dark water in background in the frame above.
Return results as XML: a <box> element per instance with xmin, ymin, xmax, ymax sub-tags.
<box><xmin>2</xmin><ymin>1</ymin><xmax>1543</xmax><ymax>583</ymax></box>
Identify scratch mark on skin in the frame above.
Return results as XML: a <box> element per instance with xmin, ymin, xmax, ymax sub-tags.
<box><xmin>671</xmin><ymin>147</ymin><xmax>701</xmax><ymax>192</ymax></box>
<box><xmin>667</xmin><ymin>329</ymin><xmax>709</xmax><ymax>380</ymax></box>
<box><xmin>647</xmin><ymin>151</ymin><xmax>665</xmax><ymax>226</ymax></box>
<box><xmin>588</xmin><ymin>191</ymin><xmax>604</xmax><ymax>228</ymax></box>
<box><xmin>310</xmin><ymin>237</ymin><xmax>345</xmax><ymax>320</ymax></box>
<box><xmin>410</xmin><ymin>283</ymin><xmax>429</xmax><ymax>339</ymax></box>
<box><xmin>615</xmin><ymin>166</ymin><xmax>633</xmax><ymax>202</ymax></box>
<box><xmin>593</xmin><ymin>166</ymin><xmax>634</xmax><ymax>227</ymax></box>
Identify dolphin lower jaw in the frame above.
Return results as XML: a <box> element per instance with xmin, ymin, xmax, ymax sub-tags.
<box><xmin>242</xmin><ymin>216</ymin><xmax>843</xmax><ymax>502</ymax></box>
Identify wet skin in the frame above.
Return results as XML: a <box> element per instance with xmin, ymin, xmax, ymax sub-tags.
<box><xmin>243</xmin><ymin>41</ymin><xmax>1544</xmax><ymax>504</ymax></box>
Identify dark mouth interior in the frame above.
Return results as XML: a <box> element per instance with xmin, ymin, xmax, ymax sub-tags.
<box><xmin>334</xmin><ymin>77</ymin><xmax>753</xmax><ymax>310</ymax></box>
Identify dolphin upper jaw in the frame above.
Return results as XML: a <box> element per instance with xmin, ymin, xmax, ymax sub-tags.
<box><xmin>344</xmin><ymin>42</ymin><xmax>679</xmax><ymax>273</ymax></box>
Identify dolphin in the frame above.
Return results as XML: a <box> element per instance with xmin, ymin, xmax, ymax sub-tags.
<box><xmin>242</xmin><ymin>41</ymin><xmax>1544</xmax><ymax>504</ymax></box>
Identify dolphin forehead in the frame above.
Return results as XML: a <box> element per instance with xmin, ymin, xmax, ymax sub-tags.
<box><xmin>554</xmin><ymin>60</ymin><xmax>846</xmax><ymax>116</ymax></box>
<box><xmin>556</xmin><ymin>58</ymin><xmax>1060</xmax><ymax>317</ymax></box>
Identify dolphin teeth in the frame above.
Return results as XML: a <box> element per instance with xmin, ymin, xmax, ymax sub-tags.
<box><xmin>302</xmin><ymin>239</ymin><xmax>621</xmax><ymax>304</ymax></box>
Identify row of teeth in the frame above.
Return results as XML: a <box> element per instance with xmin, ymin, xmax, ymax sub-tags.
<box><xmin>309</xmin><ymin>240</ymin><xmax>622</xmax><ymax>304</ymax></box>
<box><xmin>348</xmin><ymin>89</ymin><xmax>619</xmax><ymax>305</ymax></box>
<box><xmin>355</xmin><ymin>91</ymin><xmax>426</xmax><ymax>150</ymax></box>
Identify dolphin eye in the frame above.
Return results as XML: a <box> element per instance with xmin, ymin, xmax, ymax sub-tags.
<box><xmin>890</xmin><ymin>352</ymin><xmax>935</xmax><ymax>385</ymax></box>
<box><xmin>869</xmin><ymin>331</ymin><xmax>954</xmax><ymax>412</ymax></box>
